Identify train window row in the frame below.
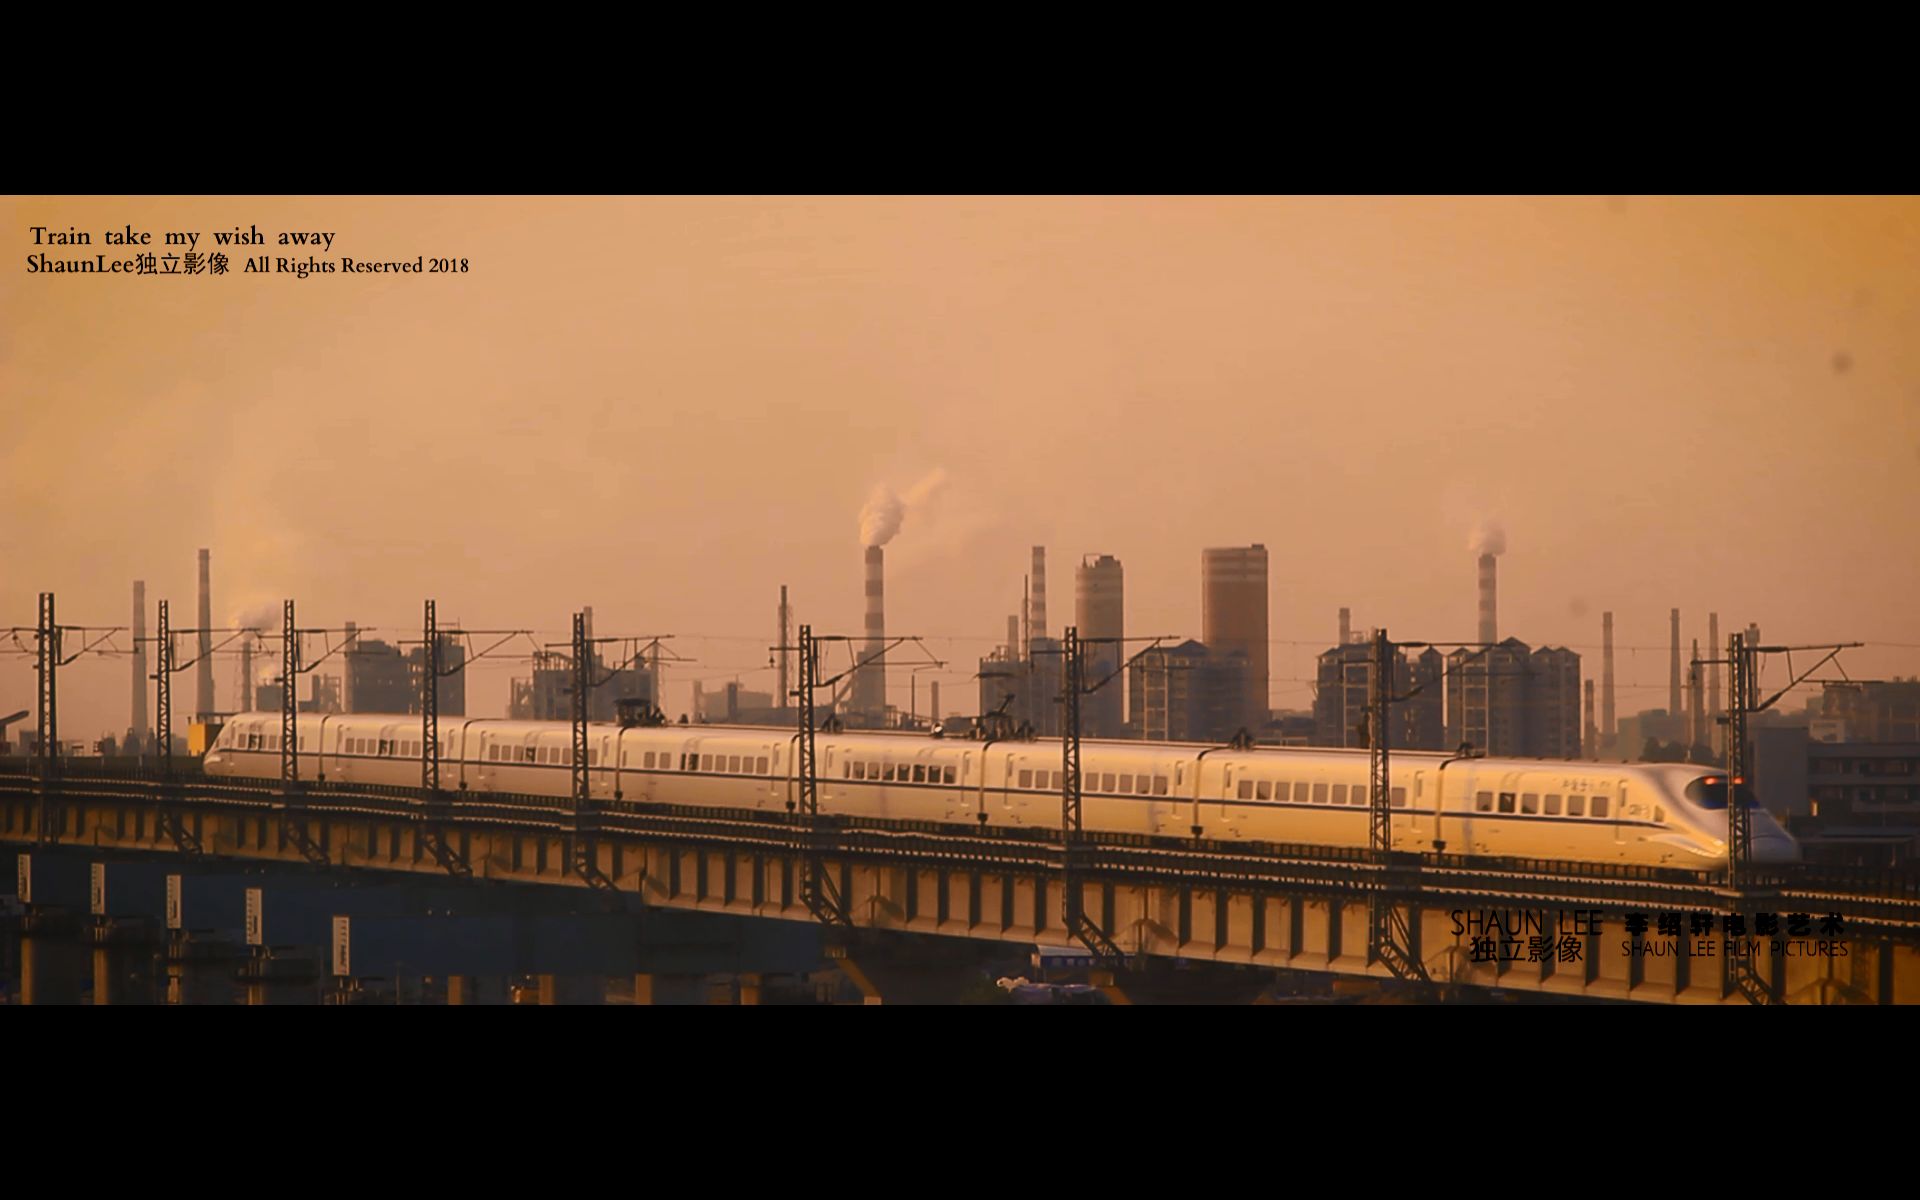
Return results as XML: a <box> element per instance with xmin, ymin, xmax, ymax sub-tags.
<box><xmin>683</xmin><ymin>752</ymin><xmax>772</xmax><ymax>775</ymax></box>
<box><xmin>1017</xmin><ymin>770</ymin><xmax>1171</xmax><ymax>796</ymax></box>
<box><xmin>1235</xmin><ymin>779</ymin><xmax>1410</xmax><ymax>808</ymax></box>
<box><xmin>483</xmin><ymin>743</ymin><xmax>600</xmax><ymax>766</ymax></box>
<box><xmin>846</xmin><ymin>761</ymin><xmax>959</xmax><ymax>785</ymax></box>
<box><xmin>1474</xmin><ymin>790</ymin><xmax>1611</xmax><ymax>818</ymax></box>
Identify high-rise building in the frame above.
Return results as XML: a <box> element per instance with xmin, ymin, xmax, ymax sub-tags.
<box><xmin>1075</xmin><ymin>554</ymin><xmax>1125</xmax><ymax>737</ymax></box>
<box><xmin>1202</xmin><ymin>545</ymin><xmax>1269</xmax><ymax>732</ymax></box>
<box><xmin>1313</xmin><ymin>640</ymin><xmax>1444</xmax><ymax>750</ymax></box>
<box><xmin>1129</xmin><ymin>640</ymin><xmax>1246</xmax><ymax>743</ymax></box>
<box><xmin>1446</xmin><ymin>639</ymin><xmax>1582</xmax><ymax>759</ymax></box>
<box><xmin>342</xmin><ymin>632</ymin><xmax>413</xmax><ymax>714</ymax></box>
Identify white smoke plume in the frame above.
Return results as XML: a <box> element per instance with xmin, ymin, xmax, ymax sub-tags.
<box><xmin>230</xmin><ymin>599</ymin><xmax>281</xmax><ymax>636</ymax></box>
<box><xmin>859</xmin><ymin>468</ymin><xmax>949</xmax><ymax>547</ymax></box>
<box><xmin>1468</xmin><ymin>519</ymin><xmax>1507</xmax><ymax>558</ymax></box>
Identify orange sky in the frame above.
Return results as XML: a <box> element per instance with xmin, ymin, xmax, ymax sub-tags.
<box><xmin>4</xmin><ymin>196</ymin><xmax>1917</xmax><ymax>739</ymax></box>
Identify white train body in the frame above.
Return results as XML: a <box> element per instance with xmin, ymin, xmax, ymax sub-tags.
<box><xmin>203</xmin><ymin>713</ymin><xmax>1800</xmax><ymax>870</ymax></box>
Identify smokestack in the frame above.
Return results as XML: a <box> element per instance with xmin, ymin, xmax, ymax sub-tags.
<box><xmin>1006</xmin><ymin>615</ymin><xmax>1019</xmax><ymax>660</ymax></box>
<box><xmin>1339</xmin><ymin>607</ymin><xmax>1351</xmax><ymax>646</ymax></box>
<box><xmin>1708</xmin><ymin>612</ymin><xmax>1722</xmax><ymax>719</ymax></box>
<box><xmin>1669</xmin><ymin>609</ymin><xmax>1682</xmax><ymax>717</ymax></box>
<box><xmin>1689</xmin><ymin>638</ymin><xmax>1704</xmax><ymax>749</ymax></box>
<box><xmin>195</xmin><ymin>549</ymin><xmax>214</xmax><ymax>719</ymax></box>
<box><xmin>1030</xmin><ymin>547</ymin><xmax>1048</xmax><ymax>641</ymax></box>
<box><xmin>1022</xmin><ymin>574</ymin><xmax>1031</xmax><ymax>658</ymax></box>
<box><xmin>130</xmin><ymin>581</ymin><xmax>148</xmax><ymax>752</ymax></box>
<box><xmin>240</xmin><ymin>633</ymin><xmax>254</xmax><ymax>712</ymax></box>
<box><xmin>777</xmin><ymin>585</ymin><xmax>790</xmax><ymax>709</ymax></box>
<box><xmin>1477</xmin><ymin>554</ymin><xmax>1497</xmax><ymax>645</ymax></box>
<box><xmin>1602</xmin><ymin>612</ymin><xmax>1617</xmax><ymax>756</ymax></box>
<box><xmin>1584</xmin><ymin>679</ymin><xmax>1596</xmax><ymax>761</ymax></box>
<box><xmin>930</xmin><ymin>680</ymin><xmax>941</xmax><ymax>724</ymax></box>
<box><xmin>857</xmin><ymin>545</ymin><xmax>886</xmax><ymax>716</ymax></box>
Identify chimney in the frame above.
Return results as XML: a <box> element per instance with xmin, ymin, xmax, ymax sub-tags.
<box><xmin>239</xmin><ymin>632</ymin><xmax>254</xmax><ymax>712</ymax></box>
<box><xmin>777</xmin><ymin>585</ymin><xmax>790</xmax><ymax>708</ymax></box>
<box><xmin>1689</xmin><ymin>638</ymin><xmax>1704</xmax><ymax>749</ymax></box>
<box><xmin>1669</xmin><ymin>609</ymin><xmax>1682</xmax><ymax>717</ymax></box>
<box><xmin>1030</xmin><ymin>547</ymin><xmax>1048</xmax><ymax>641</ymax></box>
<box><xmin>1022</xmin><ymin>574</ymin><xmax>1031</xmax><ymax>658</ymax></box>
<box><xmin>1584</xmin><ymin>679</ymin><xmax>1597</xmax><ymax>761</ymax></box>
<box><xmin>130</xmin><ymin>581</ymin><xmax>148</xmax><ymax>752</ymax></box>
<box><xmin>930</xmin><ymin>679</ymin><xmax>941</xmax><ymax>724</ymax></box>
<box><xmin>195</xmin><ymin>549</ymin><xmax>214</xmax><ymax>719</ymax></box>
<box><xmin>858</xmin><ymin>545</ymin><xmax>886</xmax><ymax>715</ymax></box>
<box><xmin>1339</xmin><ymin>607</ymin><xmax>1351</xmax><ymax>646</ymax></box>
<box><xmin>1602</xmin><ymin>612</ymin><xmax>1616</xmax><ymax>756</ymax></box>
<box><xmin>1708</xmin><ymin>612</ymin><xmax>1722</xmax><ymax>719</ymax></box>
<box><xmin>1477</xmin><ymin>553</ymin><xmax>1497</xmax><ymax>645</ymax></box>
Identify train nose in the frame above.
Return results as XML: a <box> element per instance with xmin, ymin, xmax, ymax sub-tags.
<box><xmin>1750</xmin><ymin>829</ymin><xmax>1802</xmax><ymax>864</ymax></box>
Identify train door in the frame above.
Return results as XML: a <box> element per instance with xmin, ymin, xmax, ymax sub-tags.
<box><xmin>1000</xmin><ymin>753</ymin><xmax>1019</xmax><ymax>824</ymax></box>
<box><xmin>1218</xmin><ymin>763</ymin><xmax>1240</xmax><ymax>837</ymax></box>
<box><xmin>1613</xmin><ymin>779</ymin><xmax>1629</xmax><ymax>850</ymax></box>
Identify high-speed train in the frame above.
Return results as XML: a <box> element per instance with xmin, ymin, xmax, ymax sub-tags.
<box><xmin>203</xmin><ymin>712</ymin><xmax>1800</xmax><ymax>871</ymax></box>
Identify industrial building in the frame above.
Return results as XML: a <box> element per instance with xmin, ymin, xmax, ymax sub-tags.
<box><xmin>508</xmin><ymin>640</ymin><xmax>653</xmax><ymax>722</ymax></box>
<box><xmin>1201</xmin><ymin>546</ymin><xmax>1268</xmax><ymax>733</ymax></box>
<box><xmin>338</xmin><ymin>623</ymin><xmax>467</xmax><ymax>716</ymax></box>
<box><xmin>977</xmin><ymin>635</ymin><xmax>1063</xmax><ymax>738</ymax></box>
<box><xmin>1757</xmin><ymin>682</ymin><xmax>1920</xmax><ymax>866</ymax></box>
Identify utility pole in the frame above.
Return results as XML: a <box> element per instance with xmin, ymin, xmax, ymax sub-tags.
<box><xmin>35</xmin><ymin>593</ymin><xmax>57</xmax><ymax>841</ymax></box>
<box><xmin>1366</xmin><ymin>627</ymin><xmax>1428</xmax><ymax>983</ymax></box>
<box><xmin>790</xmin><ymin>624</ymin><xmax>846</xmax><ymax>925</ymax></box>
<box><xmin>1059</xmin><ymin>626</ymin><xmax>1126</xmax><ymax>965</ymax></box>
<box><xmin>156</xmin><ymin>600</ymin><xmax>173</xmax><ymax>778</ymax></box>
<box><xmin>281</xmin><ymin>600</ymin><xmax>299</xmax><ymax>786</ymax></box>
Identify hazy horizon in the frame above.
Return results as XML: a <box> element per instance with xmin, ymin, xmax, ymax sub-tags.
<box><xmin>5</xmin><ymin>195</ymin><xmax>1917</xmax><ymax>740</ymax></box>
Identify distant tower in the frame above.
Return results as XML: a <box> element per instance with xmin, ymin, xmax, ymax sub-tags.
<box><xmin>1203</xmin><ymin>545</ymin><xmax>1269</xmax><ymax>731</ymax></box>
<box><xmin>1708</xmin><ymin>612</ymin><xmax>1722</xmax><ymax>721</ymax></box>
<box><xmin>1669</xmin><ymin>609</ymin><xmax>1682</xmax><ymax>717</ymax></box>
<box><xmin>1584</xmin><ymin>679</ymin><xmax>1598</xmax><ymax>761</ymax></box>
<box><xmin>1688</xmin><ymin>638</ymin><xmax>1704</xmax><ymax>750</ymax></box>
<box><xmin>777</xmin><ymin>585</ymin><xmax>791</xmax><ymax>708</ymax></box>
<box><xmin>129</xmin><ymin>581</ymin><xmax>148</xmax><ymax>752</ymax></box>
<box><xmin>1338</xmin><ymin>607</ymin><xmax>1351</xmax><ymax>646</ymax></box>
<box><xmin>1076</xmin><ymin>554</ymin><xmax>1125</xmax><ymax>737</ymax></box>
<box><xmin>239</xmin><ymin>632</ymin><xmax>254</xmax><ymax>712</ymax></box>
<box><xmin>1030</xmin><ymin>547</ymin><xmax>1048</xmax><ymax>642</ymax></box>
<box><xmin>854</xmin><ymin>546</ymin><xmax>886</xmax><ymax>717</ymax></box>
<box><xmin>1477</xmin><ymin>554</ymin><xmax>1498</xmax><ymax>646</ymax></box>
<box><xmin>195</xmin><ymin>549</ymin><xmax>214</xmax><ymax>719</ymax></box>
<box><xmin>1602</xmin><ymin>612</ymin><xmax>1617</xmax><ymax>759</ymax></box>
<box><xmin>1006</xmin><ymin>614</ymin><xmax>1019</xmax><ymax>661</ymax></box>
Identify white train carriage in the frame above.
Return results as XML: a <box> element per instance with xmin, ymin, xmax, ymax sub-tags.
<box><xmin>203</xmin><ymin>714</ymin><xmax>1800</xmax><ymax>871</ymax></box>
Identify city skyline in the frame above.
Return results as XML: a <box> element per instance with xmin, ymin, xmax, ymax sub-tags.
<box><xmin>5</xmin><ymin>196</ymin><xmax>1917</xmax><ymax>739</ymax></box>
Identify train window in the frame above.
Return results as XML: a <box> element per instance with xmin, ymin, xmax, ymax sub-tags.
<box><xmin>852</xmin><ymin>762</ymin><xmax>866</xmax><ymax>780</ymax></box>
<box><xmin>536</xmin><ymin>747</ymin><xmax>547</xmax><ymax>764</ymax></box>
<box><xmin>1292</xmin><ymin>782</ymin><xmax>1308</xmax><ymax>803</ymax></box>
<box><xmin>1545</xmin><ymin>794</ymin><xmax>1562</xmax><ymax>815</ymax></box>
<box><xmin>1238</xmin><ymin>780</ymin><xmax>1254</xmax><ymax>800</ymax></box>
<box><xmin>1019</xmin><ymin>770</ymin><xmax>1033</xmax><ymax>789</ymax></box>
<box><xmin>1391</xmin><ymin>787</ymin><xmax>1407</xmax><ymax>808</ymax></box>
<box><xmin>758</xmin><ymin>757</ymin><xmax>770</xmax><ymax>775</ymax></box>
<box><xmin>1154</xmin><ymin>775</ymin><xmax>1169</xmax><ymax>796</ymax></box>
<box><xmin>944</xmin><ymin>766</ymin><xmax>956</xmax><ymax>784</ymax></box>
<box><xmin>1498</xmin><ymin>792</ymin><xmax>1516</xmax><ymax>814</ymax></box>
<box><xmin>1654</xmin><ymin>805</ymin><xmax>1667</xmax><ymax>824</ymax></box>
<box><xmin>728</xmin><ymin>755</ymin><xmax>741</xmax><ymax>773</ymax></box>
<box><xmin>643</xmin><ymin>752</ymin><xmax>655</xmax><ymax>769</ymax></box>
<box><xmin>843</xmin><ymin>763</ymin><xmax>853</xmax><ymax>779</ymax></box>
<box><xmin>1118</xmin><ymin>774</ymin><xmax>1133</xmax><ymax>794</ymax></box>
<box><xmin>1567</xmin><ymin>795</ymin><xmax>1586</xmax><ymax>816</ymax></box>
<box><xmin>1591</xmin><ymin>796</ymin><xmax>1610</xmax><ymax>819</ymax></box>
<box><xmin>1256</xmin><ymin>781</ymin><xmax>1271</xmax><ymax>801</ymax></box>
<box><xmin>1521</xmin><ymin>793</ymin><xmax>1539</xmax><ymax>814</ymax></box>
<box><xmin>702</xmin><ymin>754</ymin><xmax>714</xmax><ymax>771</ymax></box>
<box><xmin>1332</xmin><ymin>784</ymin><xmax>1347</xmax><ymax>805</ymax></box>
<box><xmin>1313</xmin><ymin>783</ymin><xmax>1328</xmax><ymax>804</ymax></box>
<box><xmin>1475</xmin><ymin>791</ymin><xmax>1493</xmax><ymax>812</ymax></box>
